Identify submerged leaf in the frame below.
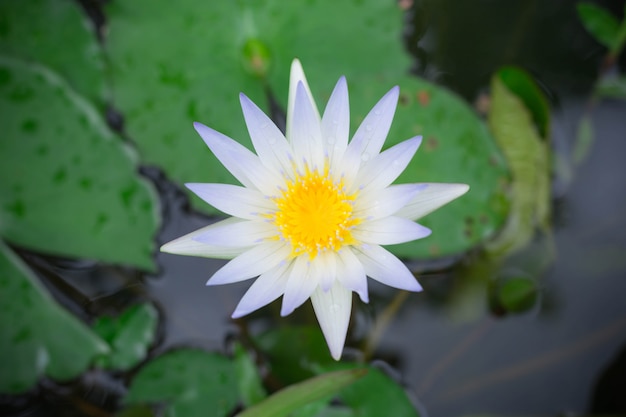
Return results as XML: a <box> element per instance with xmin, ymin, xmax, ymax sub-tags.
<box><xmin>0</xmin><ymin>57</ymin><xmax>160</xmax><ymax>270</ymax></box>
<box><xmin>0</xmin><ymin>241</ymin><xmax>108</xmax><ymax>394</ymax></box>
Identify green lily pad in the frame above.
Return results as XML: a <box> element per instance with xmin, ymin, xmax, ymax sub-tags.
<box><xmin>485</xmin><ymin>70</ymin><xmax>551</xmax><ymax>258</ymax></box>
<box><xmin>0</xmin><ymin>0</ymin><xmax>105</xmax><ymax>103</ymax></box>
<box><xmin>0</xmin><ymin>240</ymin><xmax>109</xmax><ymax>394</ymax></box>
<box><xmin>92</xmin><ymin>303</ymin><xmax>158</xmax><ymax>371</ymax></box>
<box><xmin>366</xmin><ymin>75</ymin><xmax>509</xmax><ymax>259</ymax></box>
<box><xmin>0</xmin><ymin>57</ymin><xmax>160</xmax><ymax>270</ymax></box>
<box><xmin>105</xmin><ymin>0</ymin><xmax>268</xmax><ymax>211</ymax></box>
<box><xmin>104</xmin><ymin>0</ymin><xmax>410</xmax><ymax>213</ymax></box>
<box><xmin>125</xmin><ymin>349</ymin><xmax>238</xmax><ymax>417</ymax></box>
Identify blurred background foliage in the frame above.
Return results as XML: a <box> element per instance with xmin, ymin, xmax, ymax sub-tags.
<box><xmin>1</xmin><ymin>0</ymin><xmax>625</xmax><ymax>416</ymax></box>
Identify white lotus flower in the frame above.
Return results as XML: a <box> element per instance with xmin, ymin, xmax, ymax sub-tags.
<box><xmin>161</xmin><ymin>59</ymin><xmax>469</xmax><ymax>360</ymax></box>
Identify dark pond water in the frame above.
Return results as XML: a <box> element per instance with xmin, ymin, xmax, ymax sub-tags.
<box><xmin>6</xmin><ymin>0</ymin><xmax>626</xmax><ymax>416</ymax></box>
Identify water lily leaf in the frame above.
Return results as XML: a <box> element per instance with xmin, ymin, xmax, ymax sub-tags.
<box><xmin>236</xmin><ymin>369</ymin><xmax>367</xmax><ymax>417</ymax></box>
<box><xmin>0</xmin><ymin>57</ymin><xmax>160</xmax><ymax>270</ymax></box>
<box><xmin>125</xmin><ymin>349</ymin><xmax>238</xmax><ymax>417</ymax></box>
<box><xmin>105</xmin><ymin>0</ymin><xmax>268</xmax><ymax>211</ymax></box>
<box><xmin>373</xmin><ymin>76</ymin><xmax>509</xmax><ymax>259</ymax></box>
<box><xmin>92</xmin><ymin>303</ymin><xmax>158</xmax><ymax>371</ymax></box>
<box><xmin>0</xmin><ymin>241</ymin><xmax>109</xmax><ymax>394</ymax></box>
<box><xmin>485</xmin><ymin>71</ymin><xmax>551</xmax><ymax>258</ymax></box>
<box><xmin>104</xmin><ymin>0</ymin><xmax>411</xmax><ymax>213</ymax></box>
<box><xmin>576</xmin><ymin>2</ymin><xmax>621</xmax><ymax>49</ymax></box>
<box><xmin>0</xmin><ymin>0</ymin><xmax>105</xmax><ymax>103</ymax></box>
<box><xmin>234</xmin><ymin>343</ymin><xmax>267</xmax><ymax>407</ymax></box>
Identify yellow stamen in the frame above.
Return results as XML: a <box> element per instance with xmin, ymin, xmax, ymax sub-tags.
<box><xmin>272</xmin><ymin>167</ymin><xmax>360</xmax><ymax>259</ymax></box>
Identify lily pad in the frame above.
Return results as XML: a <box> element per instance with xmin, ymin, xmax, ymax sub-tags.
<box><xmin>0</xmin><ymin>57</ymin><xmax>160</xmax><ymax>270</ymax></box>
<box><xmin>496</xmin><ymin>277</ymin><xmax>538</xmax><ymax>313</ymax></box>
<box><xmin>92</xmin><ymin>303</ymin><xmax>158</xmax><ymax>371</ymax></box>
<box><xmin>104</xmin><ymin>0</ymin><xmax>410</xmax><ymax>213</ymax></box>
<box><xmin>105</xmin><ymin>0</ymin><xmax>268</xmax><ymax>211</ymax></box>
<box><xmin>125</xmin><ymin>349</ymin><xmax>238</xmax><ymax>417</ymax></box>
<box><xmin>0</xmin><ymin>0</ymin><xmax>105</xmax><ymax>103</ymax></box>
<box><xmin>0</xmin><ymin>240</ymin><xmax>109</xmax><ymax>394</ymax></box>
<box><xmin>363</xmin><ymin>75</ymin><xmax>510</xmax><ymax>259</ymax></box>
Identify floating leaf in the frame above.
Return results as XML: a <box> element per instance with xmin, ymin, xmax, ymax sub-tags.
<box><xmin>0</xmin><ymin>57</ymin><xmax>160</xmax><ymax>270</ymax></box>
<box><xmin>236</xmin><ymin>369</ymin><xmax>367</xmax><ymax>417</ymax></box>
<box><xmin>375</xmin><ymin>76</ymin><xmax>509</xmax><ymax>259</ymax></box>
<box><xmin>0</xmin><ymin>0</ymin><xmax>105</xmax><ymax>103</ymax></box>
<box><xmin>92</xmin><ymin>303</ymin><xmax>158</xmax><ymax>371</ymax></box>
<box><xmin>576</xmin><ymin>2</ymin><xmax>621</xmax><ymax>50</ymax></box>
<box><xmin>106</xmin><ymin>0</ymin><xmax>411</xmax><ymax>212</ymax></box>
<box><xmin>0</xmin><ymin>241</ymin><xmax>108</xmax><ymax>394</ymax></box>
<box><xmin>126</xmin><ymin>349</ymin><xmax>238</xmax><ymax>417</ymax></box>
<box><xmin>485</xmin><ymin>70</ymin><xmax>551</xmax><ymax>258</ymax></box>
<box><xmin>234</xmin><ymin>343</ymin><xmax>267</xmax><ymax>407</ymax></box>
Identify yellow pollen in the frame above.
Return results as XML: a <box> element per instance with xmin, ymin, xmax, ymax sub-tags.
<box><xmin>272</xmin><ymin>168</ymin><xmax>360</xmax><ymax>259</ymax></box>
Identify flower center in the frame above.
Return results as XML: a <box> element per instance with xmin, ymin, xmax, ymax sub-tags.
<box><xmin>273</xmin><ymin>168</ymin><xmax>360</xmax><ymax>259</ymax></box>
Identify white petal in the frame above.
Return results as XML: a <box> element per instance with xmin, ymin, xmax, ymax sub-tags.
<box><xmin>355</xmin><ymin>184</ymin><xmax>427</xmax><ymax>220</ymax></box>
<box><xmin>239</xmin><ymin>93</ymin><xmax>293</xmax><ymax>179</ymax></box>
<box><xmin>353</xmin><ymin>217</ymin><xmax>431</xmax><ymax>245</ymax></box>
<box><xmin>160</xmin><ymin>222</ymin><xmax>248</xmax><ymax>259</ymax></box>
<box><xmin>311</xmin><ymin>282</ymin><xmax>352</xmax><ymax>360</ymax></box>
<box><xmin>290</xmin><ymin>81</ymin><xmax>325</xmax><ymax>170</ymax></box>
<box><xmin>193</xmin><ymin>122</ymin><xmax>282</xmax><ymax>195</ymax></box>
<box><xmin>186</xmin><ymin>183</ymin><xmax>275</xmax><ymax>220</ymax></box>
<box><xmin>281</xmin><ymin>255</ymin><xmax>319</xmax><ymax>316</ymax></box>
<box><xmin>395</xmin><ymin>183</ymin><xmax>470</xmax><ymax>220</ymax></box>
<box><xmin>287</xmin><ymin>59</ymin><xmax>320</xmax><ymax>142</ymax></box>
<box><xmin>354</xmin><ymin>244</ymin><xmax>422</xmax><ymax>291</ymax></box>
<box><xmin>340</xmin><ymin>86</ymin><xmax>399</xmax><ymax>185</ymax></box>
<box><xmin>353</xmin><ymin>136</ymin><xmax>422</xmax><ymax>193</ymax></box>
<box><xmin>193</xmin><ymin>219</ymin><xmax>276</xmax><ymax>247</ymax></box>
<box><xmin>207</xmin><ymin>241</ymin><xmax>290</xmax><ymax>286</ymax></box>
<box><xmin>336</xmin><ymin>248</ymin><xmax>368</xmax><ymax>302</ymax></box>
<box><xmin>321</xmin><ymin>76</ymin><xmax>350</xmax><ymax>167</ymax></box>
<box><xmin>317</xmin><ymin>251</ymin><xmax>337</xmax><ymax>292</ymax></box>
<box><xmin>232</xmin><ymin>262</ymin><xmax>292</xmax><ymax>318</ymax></box>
